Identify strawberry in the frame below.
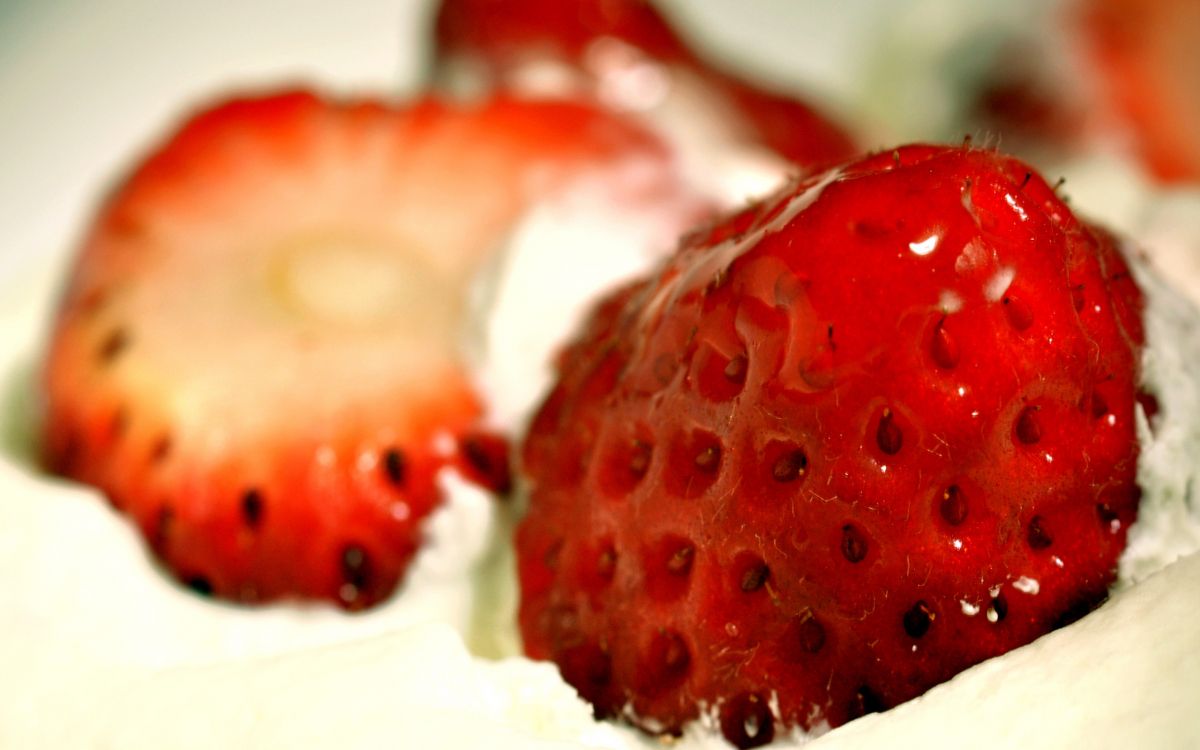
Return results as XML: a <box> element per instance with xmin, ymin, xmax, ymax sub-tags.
<box><xmin>518</xmin><ymin>144</ymin><xmax>1146</xmax><ymax>743</ymax></box>
<box><xmin>40</xmin><ymin>90</ymin><xmax>695</xmax><ymax>610</ymax></box>
<box><xmin>431</xmin><ymin>0</ymin><xmax>857</xmax><ymax>169</ymax></box>
<box><xmin>1074</xmin><ymin>0</ymin><xmax>1200</xmax><ymax>182</ymax></box>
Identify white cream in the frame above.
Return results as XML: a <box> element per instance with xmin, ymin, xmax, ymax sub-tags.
<box><xmin>466</xmin><ymin>158</ymin><xmax>712</xmax><ymax>433</ymax></box>
<box><xmin>1061</xmin><ymin>156</ymin><xmax>1200</xmax><ymax>586</ymax></box>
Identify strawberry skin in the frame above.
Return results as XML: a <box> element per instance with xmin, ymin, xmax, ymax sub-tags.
<box><xmin>518</xmin><ymin>145</ymin><xmax>1145</xmax><ymax>742</ymax></box>
<box><xmin>40</xmin><ymin>90</ymin><xmax>688</xmax><ymax>609</ymax></box>
<box><xmin>432</xmin><ymin>0</ymin><xmax>857</xmax><ymax>169</ymax></box>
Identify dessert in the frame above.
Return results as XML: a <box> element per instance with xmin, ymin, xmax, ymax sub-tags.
<box><xmin>37</xmin><ymin>90</ymin><xmax>708</xmax><ymax>608</ymax></box>
<box><xmin>3</xmin><ymin>163</ymin><xmax>1199</xmax><ymax>746</ymax></box>
<box><xmin>519</xmin><ymin>144</ymin><xmax>1145</xmax><ymax>742</ymax></box>
<box><xmin>1</xmin><ymin>0</ymin><xmax>1199</xmax><ymax>748</ymax></box>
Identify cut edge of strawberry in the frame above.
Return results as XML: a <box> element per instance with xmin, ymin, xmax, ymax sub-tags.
<box><xmin>40</xmin><ymin>87</ymin><xmax>706</xmax><ymax>609</ymax></box>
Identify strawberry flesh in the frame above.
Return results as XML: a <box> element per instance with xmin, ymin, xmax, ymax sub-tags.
<box><xmin>41</xmin><ymin>90</ymin><xmax>689</xmax><ymax>609</ymax></box>
<box><xmin>518</xmin><ymin>144</ymin><xmax>1145</xmax><ymax>742</ymax></box>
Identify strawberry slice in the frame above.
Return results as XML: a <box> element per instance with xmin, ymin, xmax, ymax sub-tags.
<box><xmin>431</xmin><ymin>0</ymin><xmax>857</xmax><ymax>170</ymax></box>
<box><xmin>40</xmin><ymin>90</ymin><xmax>694</xmax><ymax>609</ymax></box>
<box><xmin>1075</xmin><ymin>0</ymin><xmax>1200</xmax><ymax>181</ymax></box>
<box><xmin>518</xmin><ymin>144</ymin><xmax>1146</xmax><ymax>742</ymax></box>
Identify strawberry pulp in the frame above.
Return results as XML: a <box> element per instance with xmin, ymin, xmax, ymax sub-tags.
<box><xmin>39</xmin><ymin>90</ymin><xmax>703</xmax><ymax>609</ymax></box>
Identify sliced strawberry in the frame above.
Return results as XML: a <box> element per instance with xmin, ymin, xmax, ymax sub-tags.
<box><xmin>431</xmin><ymin>0</ymin><xmax>857</xmax><ymax>170</ymax></box>
<box><xmin>40</xmin><ymin>90</ymin><xmax>696</xmax><ymax>609</ymax></box>
<box><xmin>1075</xmin><ymin>0</ymin><xmax>1200</xmax><ymax>181</ymax></box>
<box><xmin>518</xmin><ymin>144</ymin><xmax>1145</xmax><ymax>742</ymax></box>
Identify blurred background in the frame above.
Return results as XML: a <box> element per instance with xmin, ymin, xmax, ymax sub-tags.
<box><xmin>0</xmin><ymin>0</ymin><xmax>1195</xmax><ymax>287</ymax></box>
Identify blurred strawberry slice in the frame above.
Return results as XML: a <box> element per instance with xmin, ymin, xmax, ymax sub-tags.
<box><xmin>432</xmin><ymin>0</ymin><xmax>857</xmax><ymax>173</ymax></box>
<box><xmin>40</xmin><ymin>90</ymin><xmax>706</xmax><ymax>609</ymax></box>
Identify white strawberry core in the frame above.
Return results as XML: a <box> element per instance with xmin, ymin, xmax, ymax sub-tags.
<box><xmin>274</xmin><ymin>233</ymin><xmax>451</xmax><ymax>328</ymax></box>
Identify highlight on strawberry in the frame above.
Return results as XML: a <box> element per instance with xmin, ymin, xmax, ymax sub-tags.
<box><xmin>38</xmin><ymin>89</ymin><xmax>698</xmax><ymax>610</ymax></box>
<box><xmin>518</xmin><ymin>143</ymin><xmax>1147</xmax><ymax>745</ymax></box>
<box><xmin>431</xmin><ymin>0</ymin><xmax>857</xmax><ymax>170</ymax></box>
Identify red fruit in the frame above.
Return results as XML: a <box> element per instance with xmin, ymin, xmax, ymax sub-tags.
<box><xmin>432</xmin><ymin>0</ymin><xmax>857</xmax><ymax>169</ymax></box>
<box><xmin>40</xmin><ymin>90</ymin><xmax>690</xmax><ymax>609</ymax></box>
<box><xmin>1075</xmin><ymin>0</ymin><xmax>1200</xmax><ymax>182</ymax></box>
<box><xmin>518</xmin><ymin>144</ymin><xmax>1145</xmax><ymax>742</ymax></box>
<box><xmin>435</xmin><ymin>0</ymin><xmax>692</xmax><ymax>64</ymax></box>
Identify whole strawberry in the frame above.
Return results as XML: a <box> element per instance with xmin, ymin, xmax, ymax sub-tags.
<box><xmin>518</xmin><ymin>144</ymin><xmax>1146</xmax><ymax>744</ymax></box>
<box><xmin>40</xmin><ymin>90</ymin><xmax>697</xmax><ymax>610</ymax></box>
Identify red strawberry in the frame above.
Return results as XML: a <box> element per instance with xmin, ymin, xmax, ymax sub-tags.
<box><xmin>1074</xmin><ymin>0</ymin><xmax>1200</xmax><ymax>182</ymax></box>
<box><xmin>40</xmin><ymin>90</ymin><xmax>696</xmax><ymax>610</ymax></box>
<box><xmin>432</xmin><ymin>0</ymin><xmax>857</xmax><ymax>169</ymax></box>
<box><xmin>518</xmin><ymin>144</ymin><xmax>1145</xmax><ymax>743</ymax></box>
